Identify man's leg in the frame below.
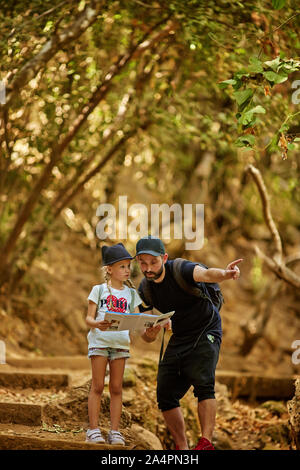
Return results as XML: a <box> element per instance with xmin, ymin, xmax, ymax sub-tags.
<box><xmin>197</xmin><ymin>398</ymin><xmax>216</xmax><ymax>441</ymax></box>
<box><xmin>162</xmin><ymin>407</ymin><xmax>189</xmax><ymax>450</ymax></box>
<box><xmin>183</xmin><ymin>335</ymin><xmax>220</xmax><ymax>447</ymax></box>
<box><xmin>157</xmin><ymin>352</ymin><xmax>190</xmax><ymax>449</ymax></box>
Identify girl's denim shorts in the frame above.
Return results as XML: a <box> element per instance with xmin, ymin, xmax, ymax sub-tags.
<box><xmin>88</xmin><ymin>347</ymin><xmax>130</xmax><ymax>361</ymax></box>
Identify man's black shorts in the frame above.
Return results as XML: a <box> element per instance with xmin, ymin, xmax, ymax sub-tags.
<box><xmin>157</xmin><ymin>333</ymin><xmax>221</xmax><ymax>412</ymax></box>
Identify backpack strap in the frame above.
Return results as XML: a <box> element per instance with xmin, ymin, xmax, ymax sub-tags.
<box><xmin>171</xmin><ymin>258</ymin><xmax>222</xmax><ymax>349</ymax></box>
<box><xmin>171</xmin><ymin>258</ymin><xmax>212</xmax><ymax>303</ymax></box>
<box><xmin>139</xmin><ymin>278</ymin><xmax>166</xmax><ymax>363</ymax></box>
<box><xmin>139</xmin><ymin>277</ymin><xmax>153</xmax><ymax>308</ymax></box>
<box><xmin>129</xmin><ymin>287</ymin><xmax>135</xmax><ymax>312</ymax></box>
<box><xmin>97</xmin><ymin>284</ymin><xmax>104</xmax><ymax>313</ymax></box>
<box><xmin>159</xmin><ymin>328</ymin><xmax>166</xmax><ymax>363</ymax></box>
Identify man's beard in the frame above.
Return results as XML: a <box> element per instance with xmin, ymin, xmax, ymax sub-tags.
<box><xmin>143</xmin><ymin>264</ymin><xmax>164</xmax><ymax>281</ymax></box>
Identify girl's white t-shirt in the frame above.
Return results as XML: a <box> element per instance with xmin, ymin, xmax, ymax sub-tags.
<box><xmin>87</xmin><ymin>283</ymin><xmax>142</xmax><ymax>350</ymax></box>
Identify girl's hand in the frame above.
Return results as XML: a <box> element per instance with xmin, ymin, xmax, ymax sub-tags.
<box><xmin>94</xmin><ymin>320</ymin><xmax>112</xmax><ymax>331</ymax></box>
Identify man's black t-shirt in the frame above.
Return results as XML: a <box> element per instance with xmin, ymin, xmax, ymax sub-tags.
<box><xmin>138</xmin><ymin>259</ymin><xmax>222</xmax><ymax>342</ymax></box>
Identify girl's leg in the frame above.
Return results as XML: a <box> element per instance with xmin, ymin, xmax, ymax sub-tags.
<box><xmin>108</xmin><ymin>358</ymin><xmax>126</xmax><ymax>430</ymax></box>
<box><xmin>88</xmin><ymin>355</ymin><xmax>108</xmax><ymax>429</ymax></box>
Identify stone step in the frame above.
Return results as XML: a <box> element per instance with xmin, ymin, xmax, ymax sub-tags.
<box><xmin>0</xmin><ymin>432</ymin><xmax>129</xmax><ymax>450</ymax></box>
<box><xmin>6</xmin><ymin>356</ymin><xmax>90</xmax><ymax>370</ymax></box>
<box><xmin>0</xmin><ymin>371</ymin><xmax>70</xmax><ymax>389</ymax></box>
<box><xmin>0</xmin><ymin>402</ymin><xmax>43</xmax><ymax>426</ymax></box>
<box><xmin>216</xmin><ymin>371</ymin><xmax>296</xmax><ymax>400</ymax></box>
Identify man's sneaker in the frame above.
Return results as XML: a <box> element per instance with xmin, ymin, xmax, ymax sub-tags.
<box><xmin>108</xmin><ymin>430</ymin><xmax>125</xmax><ymax>445</ymax></box>
<box><xmin>86</xmin><ymin>428</ymin><xmax>105</xmax><ymax>443</ymax></box>
<box><xmin>194</xmin><ymin>437</ymin><xmax>215</xmax><ymax>450</ymax></box>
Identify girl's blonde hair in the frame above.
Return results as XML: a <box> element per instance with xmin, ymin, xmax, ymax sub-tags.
<box><xmin>101</xmin><ymin>265</ymin><xmax>136</xmax><ymax>311</ymax></box>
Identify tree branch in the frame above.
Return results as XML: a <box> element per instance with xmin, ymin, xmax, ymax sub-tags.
<box><xmin>0</xmin><ymin>19</ymin><xmax>175</xmax><ymax>273</ymax></box>
<box><xmin>6</xmin><ymin>0</ymin><xmax>69</xmax><ymax>39</ymax></box>
<box><xmin>245</xmin><ymin>164</ymin><xmax>300</xmax><ymax>288</ymax></box>
<box><xmin>4</xmin><ymin>0</ymin><xmax>103</xmax><ymax>108</ymax></box>
<box><xmin>245</xmin><ymin>164</ymin><xmax>282</xmax><ymax>263</ymax></box>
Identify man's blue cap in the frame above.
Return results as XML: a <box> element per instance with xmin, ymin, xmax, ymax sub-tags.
<box><xmin>135</xmin><ymin>236</ymin><xmax>165</xmax><ymax>257</ymax></box>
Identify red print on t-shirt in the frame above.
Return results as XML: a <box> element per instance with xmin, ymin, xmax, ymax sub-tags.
<box><xmin>106</xmin><ymin>295</ymin><xmax>127</xmax><ymax>313</ymax></box>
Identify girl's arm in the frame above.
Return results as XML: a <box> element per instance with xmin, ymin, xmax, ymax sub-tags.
<box><xmin>86</xmin><ymin>300</ymin><xmax>112</xmax><ymax>330</ymax></box>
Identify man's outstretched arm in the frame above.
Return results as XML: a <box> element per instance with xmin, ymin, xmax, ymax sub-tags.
<box><xmin>193</xmin><ymin>259</ymin><xmax>243</xmax><ymax>283</ymax></box>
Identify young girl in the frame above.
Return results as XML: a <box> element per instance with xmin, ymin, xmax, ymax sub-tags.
<box><xmin>85</xmin><ymin>243</ymin><xmax>142</xmax><ymax>445</ymax></box>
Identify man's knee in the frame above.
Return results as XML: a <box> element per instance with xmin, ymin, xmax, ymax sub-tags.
<box><xmin>157</xmin><ymin>396</ymin><xmax>181</xmax><ymax>412</ymax></box>
<box><xmin>193</xmin><ymin>384</ymin><xmax>216</xmax><ymax>402</ymax></box>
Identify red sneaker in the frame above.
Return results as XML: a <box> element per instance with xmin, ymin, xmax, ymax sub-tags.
<box><xmin>193</xmin><ymin>437</ymin><xmax>215</xmax><ymax>450</ymax></box>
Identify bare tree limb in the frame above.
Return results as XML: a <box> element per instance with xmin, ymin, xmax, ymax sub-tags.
<box><xmin>254</xmin><ymin>245</ymin><xmax>300</xmax><ymax>288</ymax></box>
<box><xmin>245</xmin><ymin>164</ymin><xmax>282</xmax><ymax>263</ymax></box>
<box><xmin>245</xmin><ymin>164</ymin><xmax>300</xmax><ymax>289</ymax></box>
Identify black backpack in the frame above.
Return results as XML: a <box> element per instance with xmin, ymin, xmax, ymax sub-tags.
<box><xmin>139</xmin><ymin>258</ymin><xmax>224</xmax><ymax>312</ymax></box>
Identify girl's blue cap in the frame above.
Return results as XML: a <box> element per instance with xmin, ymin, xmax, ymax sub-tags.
<box><xmin>102</xmin><ymin>243</ymin><xmax>133</xmax><ymax>266</ymax></box>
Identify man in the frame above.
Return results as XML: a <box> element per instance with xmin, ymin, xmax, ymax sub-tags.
<box><xmin>137</xmin><ymin>235</ymin><xmax>242</xmax><ymax>450</ymax></box>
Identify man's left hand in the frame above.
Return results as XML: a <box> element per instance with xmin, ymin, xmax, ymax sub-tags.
<box><xmin>144</xmin><ymin>324</ymin><xmax>161</xmax><ymax>341</ymax></box>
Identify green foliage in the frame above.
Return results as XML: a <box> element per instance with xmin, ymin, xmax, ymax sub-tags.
<box><xmin>219</xmin><ymin>56</ymin><xmax>300</xmax><ymax>152</ymax></box>
<box><xmin>272</xmin><ymin>0</ymin><xmax>286</xmax><ymax>9</ymax></box>
<box><xmin>1</xmin><ymin>0</ymin><xmax>300</xmax><ymax>292</ymax></box>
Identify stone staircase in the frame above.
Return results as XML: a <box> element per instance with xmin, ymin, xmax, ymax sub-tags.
<box><xmin>0</xmin><ymin>357</ymin><xmax>128</xmax><ymax>450</ymax></box>
<box><xmin>0</xmin><ymin>356</ymin><xmax>296</xmax><ymax>450</ymax></box>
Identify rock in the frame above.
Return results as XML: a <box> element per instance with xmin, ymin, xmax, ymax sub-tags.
<box><xmin>122</xmin><ymin>388</ymin><xmax>136</xmax><ymax>406</ymax></box>
<box><xmin>264</xmin><ymin>422</ymin><xmax>290</xmax><ymax>444</ymax></box>
<box><xmin>123</xmin><ymin>367</ymin><xmax>136</xmax><ymax>387</ymax></box>
<box><xmin>43</xmin><ymin>383</ymin><xmax>132</xmax><ymax>428</ymax></box>
<box><xmin>215</xmin><ymin>382</ymin><xmax>238</xmax><ymax>421</ymax></box>
<box><xmin>260</xmin><ymin>400</ymin><xmax>287</xmax><ymax>417</ymax></box>
<box><xmin>130</xmin><ymin>424</ymin><xmax>163</xmax><ymax>450</ymax></box>
<box><xmin>213</xmin><ymin>431</ymin><xmax>234</xmax><ymax>450</ymax></box>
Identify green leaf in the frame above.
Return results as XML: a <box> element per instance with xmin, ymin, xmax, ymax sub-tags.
<box><xmin>233</xmin><ymin>89</ymin><xmax>253</xmax><ymax>106</ymax></box>
<box><xmin>263</xmin><ymin>71</ymin><xmax>288</xmax><ymax>84</ymax></box>
<box><xmin>267</xmin><ymin>134</ymin><xmax>280</xmax><ymax>152</ymax></box>
<box><xmin>218</xmin><ymin>79</ymin><xmax>237</xmax><ymax>89</ymax></box>
<box><xmin>239</xmin><ymin>105</ymin><xmax>266</xmax><ymax>126</ymax></box>
<box><xmin>264</xmin><ymin>56</ymin><xmax>281</xmax><ymax>71</ymax></box>
<box><xmin>248</xmin><ymin>57</ymin><xmax>264</xmax><ymax>74</ymax></box>
<box><xmin>278</xmin><ymin>60</ymin><xmax>300</xmax><ymax>74</ymax></box>
<box><xmin>279</xmin><ymin>123</ymin><xmax>289</xmax><ymax>133</ymax></box>
<box><xmin>235</xmin><ymin>70</ymin><xmax>250</xmax><ymax>79</ymax></box>
<box><xmin>272</xmin><ymin>0</ymin><xmax>286</xmax><ymax>9</ymax></box>
<box><xmin>235</xmin><ymin>134</ymin><xmax>255</xmax><ymax>147</ymax></box>
<box><xmin>249</xmin><ymin>105</ymin><xmax>266</xmax><ymax>114</ymax></box>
